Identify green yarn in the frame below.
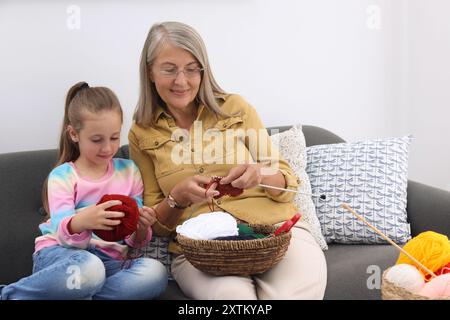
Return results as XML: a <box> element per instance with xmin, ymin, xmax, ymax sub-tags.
<box><xmin>237</xmin><ymin>224</ymin><xmax>267</xmax><ymax>239</ymax></box>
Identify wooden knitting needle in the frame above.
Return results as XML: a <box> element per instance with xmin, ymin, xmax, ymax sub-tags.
<box><xmin>258</xmin><ymin>184</ymin><xmax>327</xmax><ymax>200</ymax></box>
<box><xmin>341</xmin><ymin>203</ymin><xmax>437</xmax><ymax>279</ymax></box>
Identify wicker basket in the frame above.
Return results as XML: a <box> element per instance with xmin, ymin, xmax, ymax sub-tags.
<box><xmin>381</xmin><ymin>267</ymin><xmax>450</xmax><ymax>300</ymax></box>
<box><xmin>176</xmin><ymin>224</ymin><xmax>291</xmax><ymax>276</ymax></box>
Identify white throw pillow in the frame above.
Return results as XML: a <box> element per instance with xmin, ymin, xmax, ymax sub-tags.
<box><xmin>306</xmin><ymin>135</ymin><xmax>413</xmax><ymax>244</ymax></box>
<box><xmin>271</xmin><ymin>124</ymin><xmax>328</xmax><ymax>250</ymax></box>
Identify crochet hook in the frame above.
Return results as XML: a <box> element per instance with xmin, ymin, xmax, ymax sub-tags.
<box><xmin>258</xmin><ymin>184</ymin><xmax>327</xmax><ymax>200</ymax></box>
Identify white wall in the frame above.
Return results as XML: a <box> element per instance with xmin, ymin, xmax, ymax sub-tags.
<box><xmin>0</xmin><ymin>0</ymin><xmax>448</xmax><ymax>191</ymax></box>
<box><xmin>399</xmin><ymin>0</ymin><xmax>450</xmax><ymax>191</ymax></box>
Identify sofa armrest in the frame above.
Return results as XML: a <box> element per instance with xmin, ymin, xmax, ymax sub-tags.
<box><xmin>407</xmin><ymin>180</ymin><xmax>450</xmax><ymax>237</ymax></box>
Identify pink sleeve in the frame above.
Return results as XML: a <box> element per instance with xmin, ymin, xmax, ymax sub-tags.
<box><xmin>57</xmin><ymin>216</ymin><xmax>92</xmax><ymax>249</ymax></box>
<box><xmin>130</xmin><ymin>161</ymin><xmax>144</xmax><ymax>207</ymax></box>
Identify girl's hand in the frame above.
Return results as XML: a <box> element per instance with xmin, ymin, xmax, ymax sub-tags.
<box><xmin>219</xmin><ymin>163</ymin><xmax>263</xmax><ymax>190</ymax></box>
<box><xmin>170</xmin><ymin>175</ymin><xmax>220</xmax><ymax>207</ymax></box>
<box><xmin>134</xmin><ymin>206</ymin><xmax>156</xmax><ymax>242</ymax></box>
<box><xmin>69</xmin><ymin>200</ymin><xmax>124</xmax><ymax>234</ymax></box>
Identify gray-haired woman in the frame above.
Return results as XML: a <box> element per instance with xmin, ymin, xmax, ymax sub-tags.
<box><xmin>129</xmin><ymin>21</ymin><xmax>327</xmax><ymax>300</ymax></box>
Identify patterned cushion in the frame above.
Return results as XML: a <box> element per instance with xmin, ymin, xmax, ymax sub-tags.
<box><xmin>271</xmin><ymin>124</ymin><xmax>328</xmax><ymax>250</ymax></box>
<box><xmin>306</xmin><ymin>135</ymin><xmax>413</xmax><ymax>244</ymax></box>
<box><xmin>141</xmin><ymin>236</ymin><xmax>173</xmax><ymax>280</ymax></box>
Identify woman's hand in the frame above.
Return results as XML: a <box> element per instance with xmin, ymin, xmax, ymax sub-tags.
<box><xmin>219</xmin><ymin>163</ymin><xmax>263</xmax><ymax>189</ymax></box>
<box><xmin>69</xmin><ymin>200</ymin><xmax>124</xmax><ymax>234</ymax></box>
<box><xmin>134</xmin><ymin>206</ymin><xmax>157</xmax><ymax>242</ymax></box>
<box><xmin>170</xmin><ymin>175</ymin><xmax>220</xmax><ymax>207</ymax></box>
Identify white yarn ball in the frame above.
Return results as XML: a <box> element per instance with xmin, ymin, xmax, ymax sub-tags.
<box><xmin>385</xmin><ymin>264</ymin><xmax>425</xmax><ymax>293</ymax></box>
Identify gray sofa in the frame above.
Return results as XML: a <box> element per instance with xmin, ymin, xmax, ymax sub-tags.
<box><xmin>1</xmin><ymin>125</ymin><xmax>449</xmax><ymax>300</ymax></box>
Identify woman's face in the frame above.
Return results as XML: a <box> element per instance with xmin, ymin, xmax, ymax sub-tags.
<box><xmin>151</xmin><ymin>44</ymin><xmax>202</xmax><ymax>112</ymax></box>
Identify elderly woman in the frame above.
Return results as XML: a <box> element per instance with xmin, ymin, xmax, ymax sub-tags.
<box><xmin>128</xmin><ymin>21</ymin><xmax>326</xmax><ymax>299</ymax></box>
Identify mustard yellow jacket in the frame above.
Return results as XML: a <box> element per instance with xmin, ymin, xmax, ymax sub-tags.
<box><xmin>128</xmin><ymin>94</ymin><xmax>300</xmax><ymax>253</ymax></box>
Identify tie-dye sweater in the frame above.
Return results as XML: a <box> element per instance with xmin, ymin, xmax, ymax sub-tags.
<box><xmin>35</xmin><ymin>158</ymin><xmax>152</xmax><ymax>260</ymax></box>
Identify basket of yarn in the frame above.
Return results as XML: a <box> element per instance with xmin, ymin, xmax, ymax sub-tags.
<box><xmin>176</xmin><ymin>212</ymin><xmax>292</xmax><ymax>276</ymax></box>
<box><xmin>381</xmin><ymin>231</ymin><xmax>450</xmax><ymax>300</ymax></box>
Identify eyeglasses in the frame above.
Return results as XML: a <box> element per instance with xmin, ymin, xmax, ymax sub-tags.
<box><xmin>157</xmin><ymin>66</ymin><xmax>204</xmax><ymax>79</ymax></box>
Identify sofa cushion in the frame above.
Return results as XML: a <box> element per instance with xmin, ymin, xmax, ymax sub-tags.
<box><xmin>306</xmin><ymin>136</ymin><xmax>413</xmax><ymax>244</ymax></box>
<box><xmin>159</xmin><ymin>280</ymin><xmax>189</xmax><ymax>300</ymax></box>
<box><xmin>0</xmin><ymin>150</ymin><xmax>55</xmax><ymax>284</ymax></box>
<box><xmin>324</xmin><ymin>244</ymin><xmax>399</xmax><ymax>299</ymax></box>
<box><xmin>271</xmin><ymin>124</ymin><xmax>328</xmax><ymax>250</ymax></box>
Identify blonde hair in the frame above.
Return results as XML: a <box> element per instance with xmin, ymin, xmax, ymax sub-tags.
<box><xmin>42</xmin><ymin>82</ymin><xmax>123</xmax><ymax>215</ymax></box>
<box><xmin>134</xmin><ymin>21</ymin><xmax>231</xmax><ymax>127</ymax></box>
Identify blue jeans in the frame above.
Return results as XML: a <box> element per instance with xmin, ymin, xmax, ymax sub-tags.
<box><xmin>0</xmin><ymin>245</ymin><xmax>168</xmax><ymax>300</ymax></box>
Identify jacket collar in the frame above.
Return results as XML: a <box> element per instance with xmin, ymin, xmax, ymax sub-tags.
<box><xmin>153</xmin><ymin>95</ymin><xmax>227</xmax><ymax>122</ymax></box>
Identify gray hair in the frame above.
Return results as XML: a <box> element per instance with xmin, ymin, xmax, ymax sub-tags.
<box><xmin>134</xmin><ymin>21</ymin><xmax>231</xmax><ymax>127</ymax></box>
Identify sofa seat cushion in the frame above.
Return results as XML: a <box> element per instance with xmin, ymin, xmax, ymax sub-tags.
<box><xmin>323</xmin><ymin>244</ymin><xmax>398</xmax><ymax>299</ymax></box>
<box><xmin>159</xmin><ymin>280</ymin><xmax>189</xmax><ymax>300</ymax></box>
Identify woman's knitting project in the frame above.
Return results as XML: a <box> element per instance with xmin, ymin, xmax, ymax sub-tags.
<box><xmin>204</xmin><ymin>176</ymin><xmax>244</xmax><ymax>211</ymax></box>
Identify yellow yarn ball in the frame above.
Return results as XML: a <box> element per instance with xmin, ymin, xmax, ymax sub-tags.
<box><xmin>396</xmin><ymin>231</ymin><xmax>450</xmax><ymax>279</ymax></box>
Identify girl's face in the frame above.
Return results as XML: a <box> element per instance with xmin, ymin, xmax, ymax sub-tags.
<box><xmin>150</xmin><ymin>44</ymin><xmax>202</xmax><ymax>112</ymax></box>
<box><xmin>69</xmin><ymin>111</ymin><xmax>122</xmax><ymax>167</ymax></box>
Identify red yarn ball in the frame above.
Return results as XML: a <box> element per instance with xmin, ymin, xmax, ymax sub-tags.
<box><xmin>93</xmin><ymin>194</ymin><xmax>139</xmax><ymax>242</ymax></box>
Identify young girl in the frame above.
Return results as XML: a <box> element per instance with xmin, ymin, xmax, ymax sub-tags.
<box><xmin>0</xmin><ymin>82</ymin><xmax>168</xmax><ymax>300</ymax></box>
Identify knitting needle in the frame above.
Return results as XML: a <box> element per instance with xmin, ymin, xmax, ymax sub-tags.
<box><xmin>341</xmin><ymin>203</ymin><xmax>437</xmax><ymax>279</ymax></box>
<box><xmin>258</xmin><ymin>184</ymin><xmax>327</xmax><ymax>200</ymax></box>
